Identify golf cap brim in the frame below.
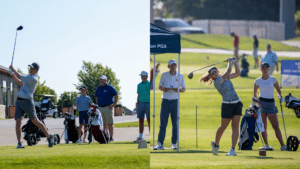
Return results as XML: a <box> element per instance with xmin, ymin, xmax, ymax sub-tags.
<box><xmin>28</xmin><ymin>62</ymin><xmax>40</xmax><ymax>70</ymax></box>
<box><xmin>80</xmin><ymin>85</ymin><xmax>87</xmax><ymax>90</ymax></box>
<box><xmin>208</xmin><ymin>67</ymin><xmax>218</xmax><ymax>75</ymax></box>
<box><xmin>261</xmin><ymin>62</ymin><xmax>270</xmax><ymax>68</ymax></box>
<box><xmin>99</xmin><ymin>75</ymin><xmax>107</xmax><ymax>80</ymax></box>
<box><xmin>140</xmin><ymin>71</ymin><xmax>148</xmax><ymax>76</ymax></box>
<box><xmin>168</xmin><ymin>59</ymin><xmax>177</xmax><ymax>65</ymax></box>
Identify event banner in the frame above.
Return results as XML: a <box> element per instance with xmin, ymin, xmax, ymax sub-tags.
<box><xmin>281</xmin><ymin>60</ymin><xmax>300</xmax><ymax>87</ymax></box>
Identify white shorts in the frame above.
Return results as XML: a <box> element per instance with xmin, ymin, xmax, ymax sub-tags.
<box><xmin>253</xmin><ymin>48</ymin><xmax>258</xmax><ymax>58</ymax></box>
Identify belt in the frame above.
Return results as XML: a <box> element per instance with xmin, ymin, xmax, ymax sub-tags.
<box><xmin>222</xmin><ymin>99</ymin><xmax>241</xmax><ymax>104</ymax></box>
<box><xmin>99</xmin><ymin>105</ymin><xmax>110</xmax><ymax>107</ymax></box>
<box><xmin>163</xmin><ymin>99</ymin><xmax>178</xmax><ymax>102</ymax></box>
<box><xmin>17</xmin><ymin>97</ymin><xmax>28</xmax><ymax>100</ymax></box>
<box><xmin>259</xmin><ymin>97</ymin><xmax>275</xmax><ymax>102</ymax></box>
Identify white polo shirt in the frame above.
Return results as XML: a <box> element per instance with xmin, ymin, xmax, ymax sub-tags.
<box><xmin>254</xmin><ymin>76</ymin><xmax>277</xmax><ymax>99</ymax></box>
<box><xmin>159</xmin><ymin>71</ymin><xmax>186</xmax><ymax>100</ymax></box>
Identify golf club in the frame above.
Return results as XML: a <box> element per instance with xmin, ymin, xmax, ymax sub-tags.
<box><xmin>188</xmin><ymin>60</ymin><xmax>227</xmax><ymax>79</ymax></box>
<box><xmin>11</xmin><ymin>25</ymin><xmax>23</xmax><ymax>65</ymax></box>
<box><xmin>280</xmin><ymin>100</ymin><xmax>288</xmax><ymax>141</ymax></box>
<box><xmin>196</xmin><ymin>105</ymin><xmax>199</xmax><ymax>149</ymax></box>
<box><xmin>254</xmin><ymin>119</ymin><xmax>265</xmax><ymax>147</ymax></box>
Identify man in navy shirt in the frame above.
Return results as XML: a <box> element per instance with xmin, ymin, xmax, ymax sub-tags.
<box><xmin>95</xmin><ymin>75</ymin><xmax>118</xmax><ymax>142</ymax></box>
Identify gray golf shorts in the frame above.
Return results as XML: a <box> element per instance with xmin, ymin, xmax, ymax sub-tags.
<box><xmin>15</xmin><ymin>98</ymin><xmax>37</xmax><ymax>120</ymax></box>
<box><xmin>221</xmin><ymin>101</ymin><xmax>243</xmax><ymax>118</ymax></box>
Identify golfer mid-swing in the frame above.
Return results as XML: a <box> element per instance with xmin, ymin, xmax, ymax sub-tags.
<box><xmin>9</xmin><ymin>63</ymin><xmax>54</xmax><ymax>148</ymax></box>
<box><xmin>199</xmin><ymin>57</ymin><xmax>242</xmax><ymax>156</ymax></box>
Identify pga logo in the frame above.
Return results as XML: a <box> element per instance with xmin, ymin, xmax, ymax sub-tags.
<box><xmin>157</xmin><ymin>44</ymin><xmax>167</xmax><ymax>48</ymax></box>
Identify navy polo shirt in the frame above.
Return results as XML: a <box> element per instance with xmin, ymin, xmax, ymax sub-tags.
<box><xmin>95</xmin><ymin>84</ymin><xmax>118</xmax><ymax>106</ymax></box>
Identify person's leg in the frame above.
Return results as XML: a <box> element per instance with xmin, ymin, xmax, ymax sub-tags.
<box><xmin>108</xmin><ymin>124</ymin><xmax>114</xmax><ymax>138</ymax></box>
<box><xmin>231</xmin><ymin>115</ymin><xmax>241</xmax><ymax>149</ymax></box>
<box><xmin>137</xmin><ymin>103</ymin><xmax>145</xmax><ymax>138</ymax></box>
<box><xmin>78</xmin><ymin>124</ymin><xmax>83</xmax><ymax>139</ymax></box>
<box><xmin>147</xmin><ymin>118</ymin><xmax>150</xmax><ymax>132</ymax></box>
<box><xmin>83</xmin><ymin>124</ymin><xmax>88</xmax><ymax>140</ymax></box>
<box><xmin>215</xmin><ymin>118</ymin><xmax>231</xmax><ymax>146</ymax></box>
<box><xmin>255</xmin><ymin>57</ymin><xmax>259</xmax><ymax>68</ymax></box>
<box><xmin>261</xmin><ymin>112</ymin><xmax>269</xmax><ymax>145</ymax></box>
<box><xmin>16</xmin><ymin>118</ymin><xmax>22</xmax><ymax>142</ymax></box>
<box><xmin>31</xmin><ymin>118</ymin><xmax>50</xmax><ymax>138</ymax></box>
<box><xmin>157</xmin><ymin>100</ymin><xmax>169</xmax><ymax>145</ymax></box>
<box><xmin>170</xmin><ymin>101</ymin><xmax>178</xmax><ymax>145</ymax></box>
<box><xmin>268</xmin><ymin>113</ymin><xmax>285</xmax><ymax>146</ymax></box>
<box><xmin>139</xmin><ymin>118</ymin><xmax>144</xmax><ymax>136</ymax></box>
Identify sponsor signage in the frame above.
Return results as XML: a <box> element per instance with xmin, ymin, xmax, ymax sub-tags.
<box><xmin>281</xmin><ymin>60</ymin><xmax>300</xmax><ymax>87</ymax></box>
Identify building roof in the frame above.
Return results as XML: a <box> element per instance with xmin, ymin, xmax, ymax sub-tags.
<box><xmin>0</xmin><ymin>65</ymin><xmax>26</xmax><ymax>76</ymax></box>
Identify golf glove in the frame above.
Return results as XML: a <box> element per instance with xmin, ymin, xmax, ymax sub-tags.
<box><xmin>9</xmin><ymin>68</ymin><xmax>14</xmax><ymax>75</ymax></box>
<box><xmin>278</xmin><ymin>95</ymin><xmax>283</xmax><ymax>103</ymax></box>
<box><xmin>230</xmin><ymin>57</ymin><xmax>237</xmax><ymax>62</ymax></box>
<box><xmin>251</xmin><ymin>97</ymin><xmax>258</xmax><ymax>105</ymax></box>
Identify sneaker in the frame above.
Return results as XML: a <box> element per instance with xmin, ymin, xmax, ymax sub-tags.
<box><xmin>154</xmin><ymin>142</ymin><xmax>164</xmax><ymax>150</ymax></box>
<box><xmin>264</xmin><ymin>144</ymin><xmax>274</xmax><ymax>151</ymax></box>
<box><xmin>226</xmin><ymin>148</ymin><xmax>237</xmax><ymax>156</ymax></box>
<box><xmin>47</xmin><ymin>134</ymin><xmax>54</xmax><ymax>148</ymax></box>
<box><xmin>82</xmin><ymin>139</ymin><xmax>87</xmax><ymax>143</ymax></box>
<box><xmin>211</xmin><ymin>141</ymin><xmax>219</xmax><ymax>156</ymax></box>
<box><xmin>134</xmin><ymin>137</ymin><xmax>143</xmax><ymax>143</ymax></box>
<box><xmin>171</xmin><ymin>144</ymin><xmax>177</xmax><ymax>150</ymax></box>
<box><xmin>76</xmin><ymin>139</ymin><xmax>81</xmax><ymax>143</ymax></box>
<box><xmin>65</xmin><ymin>140</ymin><xmax>69</xmax><ymax>144</ymax></box>
<box><xmin>109</xmin><ymin>138</ymin><xmax>114</xmax><ymax>142</ymax></box>
<box><xmin>280</xmin><ymin>145</ymin><xmax>288</xmax><ymax>151</ymax></box>
<box><xmin>16</xmin><ymin>142</ymin><xmax>25</xmax><ymax>149</ymax></box>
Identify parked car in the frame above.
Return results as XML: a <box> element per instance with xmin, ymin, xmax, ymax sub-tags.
<box><xmin>154</xmin><ymin>17</ymin><xmax>206</xmax><ymax>34</ymax></box>
<box><xmin>34</xmin><ymin>95</ymin><xmax>59</xmax><ymax>118</ymax></box>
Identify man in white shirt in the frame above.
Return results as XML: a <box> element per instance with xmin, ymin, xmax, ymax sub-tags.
<box><xmin>260</xmin><ymin>44</ymin><xmax>278</xmax><ymax>75</ymax></box>
<box><xmin>154</xmin><ymin>59</ymin><xmax>186</xmax><ymax>150</ymax></box>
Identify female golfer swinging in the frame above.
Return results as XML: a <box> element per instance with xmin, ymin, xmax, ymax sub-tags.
<box><xmin>253</xmin><ymin>62</ymin><xmax>287</xmax><ymax>151</ymax></box>
<box><xmin>199</xmin><ymin>57</ymin><xmax>242</xmax><ymax>156</ymax></box>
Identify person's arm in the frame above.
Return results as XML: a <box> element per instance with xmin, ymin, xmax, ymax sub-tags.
<box><xmin>109</xmin><ymin>95</ymin><xmax>118</xmax><ymax>110</ymax></box>
<box><xmin>221</xmin><ymin>58</ymin><xmax>232</xmax><ymax>83</ymax></box>
<box><xmin>229</xmin><ymin>60</ymin><xmax>240</xmax><ymax>79</ymax></box>
<box><xmin>274</xmin><ymin>81</ymin><xmax>281</xmax><ymax>97</ymax></box>
<box><xmin>253</xmin><ymin>84</ymin><xmax>259</xmax><ymax>98</ymax></box>
<box><xmin>136</xmin><ymin>94</ymin><xmax>139</xmax><ymax>108</ymax></box>
<box><xmin>158</xmin><ymin>73</ymin><xmax>169</xmax><ymax>92</ymax></box>
<box><xmin>273</xmin><ymin>53</ymin><xmax>279</xmax><ymax>72</ymax></box>
<box><xmin>11</xmin><ymin>73</ymin><xmax>23</xmax><ymax>86</ymax></box>
<box><xmin>9</xmin><ymin>65</ymin><xmax>21</xmax><ymax>79</ymax></box>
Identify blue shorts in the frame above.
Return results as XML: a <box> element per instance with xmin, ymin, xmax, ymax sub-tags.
<box><xmin>137</xmin><ymin>102</ymin><xmax>150</xmax><ymax>119</ymax></box>
<box><xmin>79</xmin><ymin>110</ymin><xmax>89</xmax><ymax>124</ymax></box>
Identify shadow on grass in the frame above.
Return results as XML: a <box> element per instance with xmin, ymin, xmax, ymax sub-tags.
<box><xmin>151</xmin><ymin>149</ymin><xmax>227</xmax><ymax>154</ymax></box>
<box><xmin>181</xmin><ymin>37</ymin><xmax>230</xmax><ymax>50</ymax></box>
<box><xmin>112</xmin><ymin>141</ymin><xmax>150</xmax><ymax>145</ymax></box>
<box><xmin>245</xmin><ymin>156</ymin><xmax>293</xmax><ymax>160</ymax></box>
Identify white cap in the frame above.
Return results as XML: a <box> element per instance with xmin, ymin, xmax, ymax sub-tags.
<box><xmin>140</xmin><ymin>71</ymin><xmax>148</xmax><ymax>76</ymax></box>
<box><xmin>168</xmin><ymin>59</ymin><xmax>177</xmax><ymax>65</ymax></box>
<box><xmin>99</xmin><ymin>75</ymin><xmax>107</xmax><ymax>80</ymax></box>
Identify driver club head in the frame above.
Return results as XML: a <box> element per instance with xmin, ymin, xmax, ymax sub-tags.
<box><xmin>188</xmin><ymin>72</ymin><xmax>193</xmax><ymax>79</ymax></box>
<box><xmin>17</xmin><ymin>25</ymin><xmax>23</xmax><ymax>31</ymax></box>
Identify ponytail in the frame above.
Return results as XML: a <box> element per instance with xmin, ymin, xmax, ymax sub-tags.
<box><xmin>199</xmin><ymin>73</ymin><xmax>214</xmax><ymax>85</ymax></box>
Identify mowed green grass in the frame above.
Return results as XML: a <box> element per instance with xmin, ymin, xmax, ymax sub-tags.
<box><xmin>180</xmin><ymin>34</ymin><xmax>300</xmax><ymax>51</ymax></box>
<box><xmin>150</xmin><ymin>53</ymin><xmax>300</xmax><ymax>168</ymax></box>
<box><xmin>0</xmin><ymin>141</ymin><xmax>150</xmax><ymax>169</ymax></box>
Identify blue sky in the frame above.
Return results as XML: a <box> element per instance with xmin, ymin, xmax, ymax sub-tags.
<box><xmin>0</xmin><ymin>1</ymin><xmax>149</xmax><ymax>110</ymax></box>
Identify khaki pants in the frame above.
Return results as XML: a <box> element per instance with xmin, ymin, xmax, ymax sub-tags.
<box><xmin>98</xmin><ymin>106</ymin><xmax>114</xmax><ymax>124</ymax></box>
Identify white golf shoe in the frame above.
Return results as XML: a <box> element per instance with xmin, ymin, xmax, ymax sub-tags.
<box><xmin>154</xmin><ymin>142</ymin><xmax>164</xmax><ymax>150</ymax></box>
<box><xmin>211</xmin><ymin>141</ymin><xmax>219</xmax><ymax>156</ymax></box>
<box><xmin>226</xmin><ymin>148</ymin><xmax>237</xmax><ymax>156</ymax></box>
<box><xmin>171</xmin><ymin>144</ymin><xmax>177</xmax><ymax>150</ymax></box>
<box><xmin>82</xmin><ymin>139</ymin><xmax>87</xmax><ymax>143</ymax></box>
<box><xmin>76</xmin><ymin>139</ymin><xmax>81</xmax><ymax>143</ymax></box>
<box><xmin>264</xmin><ymin>144</ymin><xmax>274</xmax><ymax>151</ymax></box>
<box><xmin>280</xmin><ymin>145</ymin><xmax>288</xmax><ymax>151</ymax></box>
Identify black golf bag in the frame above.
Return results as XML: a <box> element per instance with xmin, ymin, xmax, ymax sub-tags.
<box><xmin>240</xmin><ymin>54</ymin><xmax>249</xmax><ymax>77</ymax></box>
<box><xmin>63</xmin><ymin>112</ymin><xmax>82</xmax><ymax>143</ymax></box>
<box><xmin>284</xmin><ymin>93</ymin><xmax>300</xmax><ymax>118</ymax></box>
<box><xmin>22</xmin><ymin>106</ymin><xmax>60</xmax><ymax>146</ymax></box>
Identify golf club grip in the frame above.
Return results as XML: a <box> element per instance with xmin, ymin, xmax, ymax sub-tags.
<box><xmin>193</xmin><ymin>60</ymin><xmax>227</xmax><ymax>73</ymax></box>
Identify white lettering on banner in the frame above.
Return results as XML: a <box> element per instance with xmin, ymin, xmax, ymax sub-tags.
<box><xmin>284</xmin><ymin>70</ymin><xmax>291</xmax><ymax>73</ymax></box>
<box><xmin>157</xmin><ymin>44</ymin><xmax>167</xmax><ymax>48</ymax></box>
<box><xmin>150</xmin><ymin>45</ymin><xmax>156</xmax><ymax>48</ymax></box>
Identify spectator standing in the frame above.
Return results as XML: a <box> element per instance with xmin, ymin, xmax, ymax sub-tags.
<box><xmin>231</xmin><ymin>32</ymin><xmax>239</xmax><ymax>62</ymax></box>
<box><xmin>134</xmin><ymin>71</ymin><xmax>150</xmax><ymax>142</ymax></box>
<box><xmin>260</xmin><ymin>44</ymin><xmax>278</xmax><ymax>75</ymax></box>
<box><xmin>253</xmin><ymin>34</ymin><xmax>259</xmax><ymax>68</ymax></box>
<box><xmin>96</xmin><ymin>75</ymin><xmax>118</xmax><ymax>142</ymax></box>
<box><xmin>150</xmin><ymin>63</ymin><xmax>160</xmax><ymax>90</ymax></box>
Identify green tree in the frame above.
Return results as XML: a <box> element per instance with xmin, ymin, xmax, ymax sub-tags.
<box><xmin>75</xmin><ymin>61</ymin><xmax>121</xmax><ymax>104</ymax></box>
<box><xmin>57</xmin><ymin>91</ymin><xmax>78</xmax><ymax>113</ymax></box>
<box><xmin>34</xmin><ymin>77</ymin><xmax>57</xmax><ymax>104</ymax></box>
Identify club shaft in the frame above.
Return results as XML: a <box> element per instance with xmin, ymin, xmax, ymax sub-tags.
<box><xmin>196</xmin><ymin>106</ymin><xmax>198</xmax><ymax>149</ymax></box>
<box><xmin>192</xmin><ymin>60</ymin><xmax>227</xmax><ymax>73</ymax></box>
<box><xmin>280</xmin><ymin>102</ymin><xmax>288</xmax><ymax>141</ymax></box>
<box><xmin>11</xmin><ymin>31</ymin><xmax>18</xmax><ymax>65</ymax></box>
<box><xmin>255</xmin><ymin>119</ymin><xmax>265</xmax><ymax>147</ymax></box>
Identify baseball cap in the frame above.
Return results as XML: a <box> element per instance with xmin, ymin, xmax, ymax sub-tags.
<box><xmin>168</xmin><ymin>59</ymin><xmax>177</xmax><ymax>65</ymax></box>
<box><xmin>28</xmin><ymin>62</ymin><xmax>40</xmax><ymax>70</ymax></box>
<box><xmin>266</xmin><ymin>44</ymin><xmax>271</xmax><ymax>48</ymax></box>
<box><xmin>208</xmin><ymin>67</ymin><xmax>218</xmax><ymax>75</ymax></box>
<box><xmin>99</xmin><ymin>75</ymin><xmax>107</xmax><ymax>80</ymax></box>
<box><xmin>140</xmin><ymin>71</ymin><xmax>148</xmax><ymax>76</ymax></box>
<box><xmin>80</xmin><ymin>85</ymin><xmax>87</xmax><ymax>90</ymax></box>
<box><xmin>260</xmin><ymin>62</ymin><xmax>270</xmax><ymax>68</ymax></box>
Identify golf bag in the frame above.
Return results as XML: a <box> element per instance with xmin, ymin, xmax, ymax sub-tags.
<box><xmin>240</xmin><ymin>54</ymin><xmax>249</xmax><ymax>77</ymax></box>
<box><xmin>284</xmin><ymin>93</ymin><xmax>300</xmax><ymax>118</ymax></box>
<box><xmin>238</xmin><ymin>105</ymin><xmax>262</xmax><ymax>150</ymax></box>
<box><xmin>22</xmin><ymin>106</ymin><xmax>60</xmax><ymax>146</ymax></box>
<box><xmin>63</xmin><ymin>112</ymin><xmax>82</xmax><ymax>143</ymax></box>
<box><xmin>87</xmin><ymin>106</ymin><xmax>109</xmax><ymax>144</ymax></box>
